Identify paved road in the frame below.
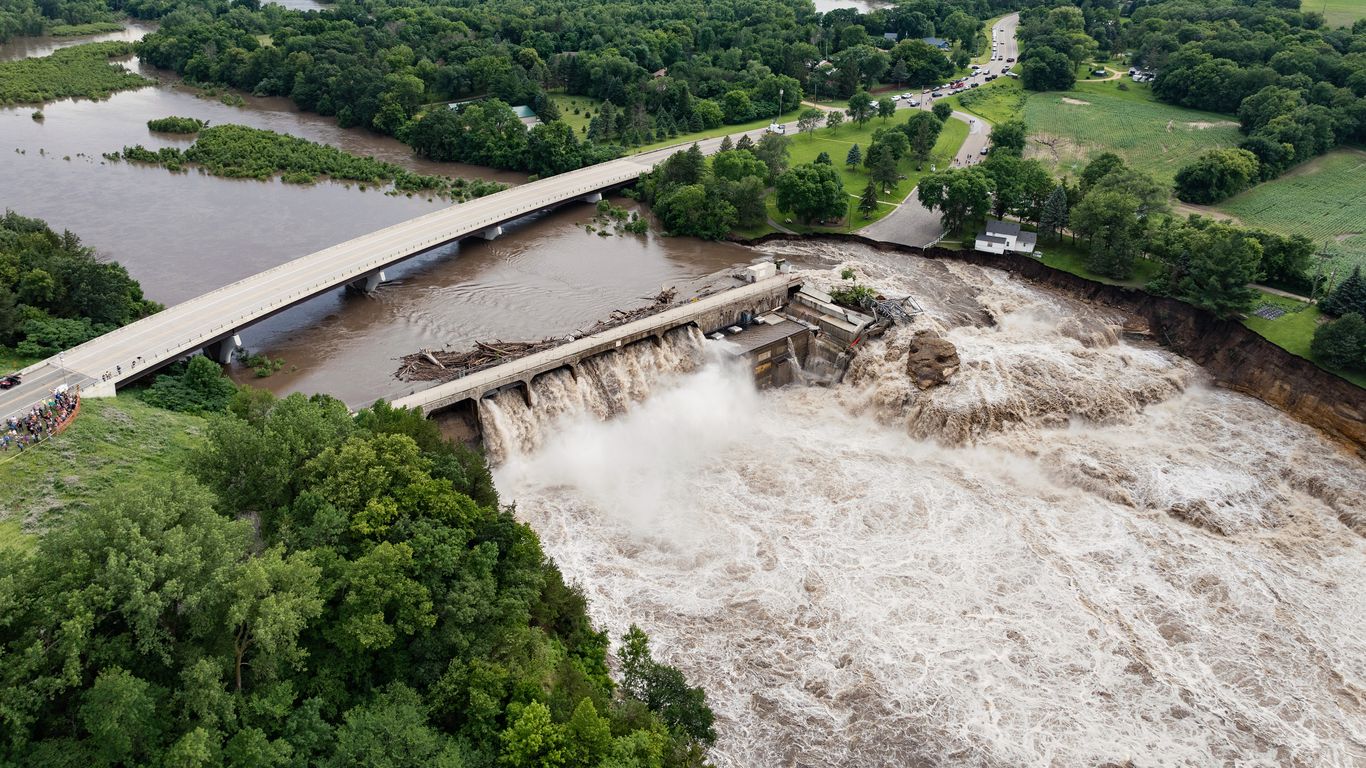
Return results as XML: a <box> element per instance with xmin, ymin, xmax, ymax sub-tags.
<box><xmin>0</xmin><ymin>119</ymin><xmax>802</xmax><ymax>420</ymax></box>
<box><xmin>860</xmin><ymin>12</ymin><xmax>1019</xmax><ymax>246</ymax></box>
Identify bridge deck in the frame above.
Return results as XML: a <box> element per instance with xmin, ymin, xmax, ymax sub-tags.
<box><xmin>391</xmin><ymin>274</ymin><xmax>802</xmax><ymax>414</ymax></box>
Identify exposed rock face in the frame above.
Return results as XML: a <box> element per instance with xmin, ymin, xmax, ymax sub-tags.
<box><xmin>904</xmin><ymin>331</ymin><xmax>959</xmax><ymax>390</ymax></box>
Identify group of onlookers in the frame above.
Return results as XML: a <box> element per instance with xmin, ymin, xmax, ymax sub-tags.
<box><xmin>2</xmin><ymin>388</ymin><xmax>79</xmax><ymax>452</ymax></box>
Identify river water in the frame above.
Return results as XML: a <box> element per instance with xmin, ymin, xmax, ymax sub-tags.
<box><xmin>493</xmin><ymin>242</ymin><xmax>1366</xmax><ymax>767</ymax></box>
<box><xmin>0</xmin><ymin>40</ymin><xmax>749</xmax><ymax>403</ymax></box>
<box><xmin>6</xmin><ymin>30</ymin><xmax>1366</xmax><ymax>766</ymax></box>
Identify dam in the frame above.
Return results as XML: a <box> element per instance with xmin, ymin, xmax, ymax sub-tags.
<box><xmin>390</xmin><ymin>268</ymin><xmax>897</xmax><ymax>449</ymax></box>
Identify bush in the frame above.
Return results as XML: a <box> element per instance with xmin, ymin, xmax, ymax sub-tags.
<box><xmin>1310</xmin><ymin>313</ymin><xmax>1366</xmax><ymax>371</ymax></box>
<box><xmin>146</xmin><ymin>116</ymin><xmax>205</xmax><ymax>133</ymax></box>
<box><xmin>140</xmin><ymin>355</ymin><xmax>237</xmax><ymax>413</ymax></box>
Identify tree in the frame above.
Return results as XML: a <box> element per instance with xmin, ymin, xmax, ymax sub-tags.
<box><xmin>981</xmin><ymin>154</ymin><xmax>1053</xmax><ymax>220</ymax></box>
<box><xmin>653</xmin><ymin>184</ymin><xmax>736</xmax><ymax>239</ymax></box>
<box><xmin>825</xmin><ymin>110</ymin><xmax>844</xmax><ymax>133</ymax></box>
<box><xmin>797</xmin><ymin>107</ymin><xmax>823</xmax><ymax>138</ymax></box>
<box><xmin>736</xmin><ymin>134</ymin><xmax>754</xmax><ymax>151</ymax></box>
<box><xmin>720</xmin><ymin>90</ymin><xmax>753</xmax><ymax>123</ymax></box>
<box><xmin>815</xmin><ymin>151</ymin><xmax>832</xmax><ymax>165</ymax></box>
<box><xmin>917</xmin><ymin>168</ymin><xmax>994</xmax><ymax>234</ymax></box>
<box><xmin>902</xmin><ymin>111</ymin><xmax>943</xmax><ymax>169</ymax></box>
<box><xmin>775</xmin><ymin>163</ymin><xmax>847</xmax><ymax>224</ymax></box>
<box><xmin>877</xmin><ymin>97</ymin><xmax>896</xmax><ymax>122</ymax></box>
<box><xmin>988</xmin><ymin>118</ymin><xmax>1027</xmax><ymax>156</ymax></box>
<box><xmin>500</xmin><ymin>702</ymin><xmax>565</xmax><ymax>768</ymax></box>
<box><xmin>1021</xmin><ymin>47</ymin><xmax>1076</xmax><ymax>92</ymax></box>
<box><xmin>718</xmin><ymin>135</ymin><xmax>734</xmax><ymax>152</ymax></box>
<box><xmin>847</xmin><ymin>89</ymin><xmax>874</xmax><ymax>126</ymax></box>
<box><xmin>1174</xmin><ymin>148</ymin><xmax>1260</xmax><ymax>204</ymax></box>
<box><xmin>710</xmin><ymin>149</ymin><xmax>767</xmax><ymax>183</ymax></box>
<box><xmin>562</xmin><ymin>699</ymin><xmax>612</xmax><ymax>768</ymax></box>
<box><xmin>1156</xmin><ymin>222</ymin><xmax>1263</xmax><ymax>317</ymax></box>
<box><xmin>1069</xmin><ymin>189</ymin><xmax>1143</xmax><ymax>279</ymax></box>
<box><xmin>1321</xmin><ymin>266</ymin><xmax>1366</xmax><ymax>318</ymax></box>
<box><xmin>845</xmin><ymin>143</ymin><xmax>862</xmax><ymax>169</ymax></box>
<box><xmin>333</xmin><ymin>685</ymin><xmax>451</xmax><ymax>768</ymax></box>
<box><xmin>870</xmin><ymin>145</ymin><xmax>900</xmax><ymax>193</ymax></box>
<box><xmin>1079</xmin><ymin>152</ymin><xmax>1125</xmax><ymax>194</ymax></box>
<box><xmin>859</xmin><ymin>181</ymin><xmax>879</xmax><ymax>219</ymax></box>
<box><xmin>1039</xmin><ymin>184</ymin><xmax>1069</xmax><ymax>241</ymax></box>
<box><xmin>525</xmin><ymin>121</ymin><xmax>582</xmax><ymax>177</ymax></box>
<box><xmin>1310</xmin><ymin>313</ymin><xmax>1366</xmax><ymax>370</ymax></box>
<box><xmin>931</xmin><ymin>101</ymin><xmax>952</xmax><ymax>121</ymax></box>
<box><xmin>752</xmin><ymin>133</ymin><xmax>792</xmax><ymax>181</ymax></box>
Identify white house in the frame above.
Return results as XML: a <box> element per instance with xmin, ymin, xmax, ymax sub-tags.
<box><xmin>974</xmin><ymin>219</ymin><xmax>1037</xmax><ymax>255</ymax></box>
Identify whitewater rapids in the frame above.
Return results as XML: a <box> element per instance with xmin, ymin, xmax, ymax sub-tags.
<box><xmin>491</xmin><ymin>243</ymin><xmax>1366</xmax><ymax>767</ymax></box>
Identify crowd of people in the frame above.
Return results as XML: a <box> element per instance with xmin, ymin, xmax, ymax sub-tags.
<box><xmin>2</xmin><ymin>387</ymin><xmax>79</xmax><ymax>452</ymax></box>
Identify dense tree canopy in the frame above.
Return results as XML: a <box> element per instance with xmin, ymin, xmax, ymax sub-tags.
<box><xmin>0</xmin><ymin>391</ymin><xmax>716</xmax><ymax>766</ymax></box>
<box><xmin>0</xmin><ymin>211</ymin><xmax>158</xmax><ymax>358</ymax></box>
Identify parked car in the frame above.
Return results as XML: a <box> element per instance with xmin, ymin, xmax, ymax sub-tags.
<box><xmin>980</xmin><ymin>147</ymin><xmax>989</xmax><ymax>155</ymax></box>
<box><xmin>931</xmin><ymin>90</ymin><xmax>944</xmax><ymax>97</ymax></box>
<box><xmin>1</xmin><ymin>374</ymin><xmax>21</xmax><ymax>390</ymax></box>
<box><xmin>970</xmin><ymin>82</ymin><xmax>980</xmax><ymax>88</ymax></box>
<box><xmin>1092</xmin><ymin>69</ymin><xmax>1107</xmax><ymax>76</ymax></box>
<box><xmin>766</xmin><ymin>122</ymin><xmax>785</xmax><ymax>134</ymax></box>
<box><xmin>1006</xmin><ymin>57</ymin><xmax>1015</xmax><ymax>62</ymax></box>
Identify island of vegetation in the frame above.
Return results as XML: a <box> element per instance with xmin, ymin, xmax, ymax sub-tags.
<box><xmin>109</xmin><ymin>122</ymin><xmax>508</xmax><ymax>201</ymax></box>
<box><xmin>0</xmin><ymin>41</ymin><xmax>149</xmax><ymax>105</ymax></box>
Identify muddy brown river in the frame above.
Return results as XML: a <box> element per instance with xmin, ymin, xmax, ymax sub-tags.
<box><xmin>0</xmin><ymin>49</ymin><xmax>750</xmax><ymax>404</ymax></box>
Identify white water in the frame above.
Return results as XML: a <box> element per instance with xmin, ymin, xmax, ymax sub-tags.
<box><xmin>492</xmin><ymin>244</ymin><xmax>1366</xmax><ymax>767</ymax></box>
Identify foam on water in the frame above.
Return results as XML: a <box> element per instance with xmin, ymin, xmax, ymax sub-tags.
<box><xmin>490</xmin><ymin>245</ymin><xmax>1366</xmax><ymax>767</ymax></box>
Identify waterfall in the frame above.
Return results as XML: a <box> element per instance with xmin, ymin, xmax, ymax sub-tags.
<box><xmin>477</xmin><ymin>325</ymin><xmax>707</xmax><ymax>462</ymax></box>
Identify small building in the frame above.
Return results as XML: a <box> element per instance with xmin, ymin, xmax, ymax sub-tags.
<box><xmin>883</xmin><ymin>32</ymin><xmax>900</xmax><ymax>42</ymax></box>
<box><xmin>974</xmin><ymin>219</ymin><xmax>1037</xmax><ymax>255</ymax></box>
<box><xmin>652</xmin><ymin>67</ymin><xmax>668</xmax><ymax>78</ymax></box>
<box><xmin>510</xmin><ymin>104</ymin><xmax>541</xmax><ymax>129</ymax></box>
<box><xmin>921</xmin><ymin>37</ymin><xmax>951</xmax><ymax>50</ymax></box>
<box><xmin>714</xmin><ymin>314</ymin><xmax>811</xmax><ymax>389</ymax></box>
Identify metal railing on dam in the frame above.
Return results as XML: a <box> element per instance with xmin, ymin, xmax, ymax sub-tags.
<box><xmin>390</xmin><ymin>274</ymin><xmax>803</xmax><ymax>417</ymax></box>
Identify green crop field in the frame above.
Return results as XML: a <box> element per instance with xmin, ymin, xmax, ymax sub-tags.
<box><xmin>1213</xmin><ymin>149</ymin><xmax>1366</xmax><ymax>275</ymax></box>
<box><xmin>1022</xmin><ymin>81</ymin><xmax>1242</xmax><ymax>185</ymax></box>
<box><xmin>1304</xmin><ymin>0</ymin><xmax>1366</xmax><ymax>27</ymax></box>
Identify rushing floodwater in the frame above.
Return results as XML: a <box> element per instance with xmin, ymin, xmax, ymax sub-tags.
<box><xmin>492</xmin><ymin>242</ymin><xmax>1366</xmax><ymax>767</ymax></box>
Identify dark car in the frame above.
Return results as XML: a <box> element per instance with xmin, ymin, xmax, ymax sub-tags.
<box><xmin>1</xmin><ymin>374</ymin><xmax>20</xmax><ymax>389</ymax></box>
<box><xmin>1006</xmin><ymin>57</ymin><xmax>1015</xmax><ymax>62</ymax></box>
<box><xmin>970</xmin><ymin>82</ymin><xmax>980</xmax><ymax>88</ymax></box>
<box><xmin>931</xmin><ymin>91</ymin><xmax>944</xmax><ymax>97</ymax></box>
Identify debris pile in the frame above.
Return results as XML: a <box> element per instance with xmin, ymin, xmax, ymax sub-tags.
<box><xmin>396</xmin><ymin>288</ymin><xmax>678</xmax><ymax>383</ymax></box>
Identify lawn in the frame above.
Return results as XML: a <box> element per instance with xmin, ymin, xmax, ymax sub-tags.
<box><xmin>949</xmin><ymin>77</ymin><xmax>1025</xmax><ymax>125</ymax></box>
<box><xmin>1304</xmin><ymin>0</ymin><xmax>1366</xmax><ymax>27</ymax></box>
<box><xmin>637</xmin><ymin>108</ymin><xmax>803</xmax><ymax>153</ymax></box>
<box><xmin>1213</xmin><ymin>148</ymin><xmax>1366</xmax><ymax>276</ymax></box>
<box><xmin>767</xmin><ymin>114</ymin><xmax>969</xmax><ymax>234</ymax></box>
<box><xmin>1033</xmin><ymin>240</ymin><xmax>1163</xmax><ymax>288</ymax></box>
<box><xmin>1022</xmin><ymin>79</ymin><xmax>1242</xmax><ymax>185</ymax></box>
<box><xmin>0</xmin><ymin>396</ymin><xmax>206</xmax><ymax>535</ymax></box>
<box><xmin>1241</xmin><ymin>290</ymin><xmax>1366</xmax><ymax>388</ymax></box>
<box><xmin>0</xmin><ymin>349</ymin><xmax>41</xmax><ymax>374</ymax></box>
<box><xmin>974</xmin><ymin>14</ymin><xmax>1009</xmax><ymax>66</ymax></box>
<box><xmin>548</xmin><ymin>92</ymin><xmax>601</xmax><ymax>139</ymax></box>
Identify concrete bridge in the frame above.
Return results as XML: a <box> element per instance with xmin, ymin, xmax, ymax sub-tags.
<box><xmin>391</xmin><ymin>274</ymin><xmax>801</xmax><ymax>432</ymax></box>
<box><xmin>0</xmin><ymin>117</ymin><xmax>803</xmax><ymax>422</ymax></box>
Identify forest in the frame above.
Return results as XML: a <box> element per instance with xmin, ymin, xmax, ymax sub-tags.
<box><xmin>0</xmin><ymin>212</ymin><xmax>158</xmax><ymax>360</ymax></box>
<box><xmin>1</xmin><ymin>359</ymin><xmax>718</xmax><ymax>766</ymax></box>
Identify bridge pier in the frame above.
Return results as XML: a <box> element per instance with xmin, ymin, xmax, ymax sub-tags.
<box><xmin>480</xmin><ymin>226</ymin><xmax>503</xmax><ymax>241</ymax></box>
<box><xmin>581</xmin><ymin>192</ymin><xmax>603</xmax><ymax>204</ymax></box>
<box><xmin>203</xmin><ymin>334</ymin><xmax>242</xmax><ymax>364</ymax></box>
<box><xmin>349</xmin><ymin>270</ymin><xmax>387</xmax><ymax>294</ymax></box>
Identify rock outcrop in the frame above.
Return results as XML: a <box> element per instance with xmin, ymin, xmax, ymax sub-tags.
<box><xmin>904</xmin><ymin>331</ymin><xmax>959</xmax><ymax>390</ymax></box>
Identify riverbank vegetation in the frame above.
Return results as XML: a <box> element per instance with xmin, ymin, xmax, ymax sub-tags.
<box><xmin>0</xmin><ymin>41</ymin><xmax>148</xmax><ymax>105</ymax></box>
<box><xmin>0</xmin><ymin>378</ymin><xmax>719</xmax><ymax>765</ymax></box>
<box><xmin>110</xmin><ymin>123</ymin><xmax>507</xmax><ymax>201</ymax></box>
<box><xmin>47</xmin><ymin>20</ymin><xmax>122</xmax><ymax>36</ymax></box>
<box><xmin>146</xmin><ymin>114</ymin><xmax>204</xmax><ymax>133</ymax></box>
<box><xmin>0</xmin><ymin>211</ymin><xmax>158</xmax><ymax>362</ymax></box>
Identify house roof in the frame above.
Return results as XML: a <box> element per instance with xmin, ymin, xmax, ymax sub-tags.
<box><xmin>510</xmin><ymin>105</ymin><xmax>537</xmax><ymax>119</ymax></box>
<box><xmin>985</xmin><ymin>218</ymin><xmax>1021</xmax><ymax>237</ymax></box>
<box><xmin>1016</xmin><ymin>231</ymin><xmax>1038</xmax><ymax>247</ymax></box>
<box><xmin>921</xmin><ymin>37</ymin><xmax>950</xmax><ymax>48</ymax></box>
<box><xmin>977</xmin><ymin>235</ymin><xmax>1008</xmax><ymax>245</ymax></box>
<box><xmin>883</xmin><ymin>32</ymin><xmax>899</xmax><ymax>41</ymax></box>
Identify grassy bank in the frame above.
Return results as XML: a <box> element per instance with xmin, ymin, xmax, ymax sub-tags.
<box><xmin>48</xmin><ymin>21</ymin><xmax>124</xmax><ymax>36</ymax></box>
<box><xmin>0</xmin><ymin>41</ymin><xmax>149</xmax><ymax>105</ymax></box>
<box><xmin>549</xmin><ymin>92</ymin><xmax>600</xmax><ymax>136</ymax></box>
<box><xmin>0</xmin><ymin>396</ymin><xmax>206</xmax><ymax>538</ymax></box>
<box><xmin>1305</xmin><ymin>0</ymin><xmax>1366</xmax><ymax>27</ymax></box>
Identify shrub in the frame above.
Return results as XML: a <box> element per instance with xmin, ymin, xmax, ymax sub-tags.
<box><xmin>146</xmin><ymin>116</ymin><xmax>205</xmax><ymax>133</ymax></box>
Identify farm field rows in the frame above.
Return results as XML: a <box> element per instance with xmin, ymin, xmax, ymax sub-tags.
<box><xmin>1214</xmin><ymin>148</ymin><xmax>1366</xmax><ymax>274</ymax></box>
<box><xmin>1022</xmin><ymin>81</ymin><xmax>1242</xmax><ymax>185</ymax></box>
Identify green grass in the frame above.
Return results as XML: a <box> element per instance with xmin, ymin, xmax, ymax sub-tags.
<box><xmin>1023</xmin><ymin>79</ymin><xmax>1242</xmax><ymax>185</ymax></box>
<box><xmin>1028</xmin><ymin>238</ymin><xmax>1163</xmax><ymax>288</ymax></box>
<box><xmin>768</xmin><ymin>115</ymin><xmax>969</xmax><ymax>233</ymax></box>
<box><xmin>0</xmin><ymin>396</ymin><xmax>206</xmax><ymax>534</ymax></box>
<box><xmin>1241</xmin><ymin>290</ymin><xmax>1366</xmax><ymax>387</ymax></box>
<box><xmin>1304</xmin><ymin>0</ymin><xmax>1366</xmax><ymax>27</ymax></box>
<box><xmin>48</xmin><ymin>21</ymin><xmax>125</xmax><ymax>37</ymax></box>
<box><xmin>949</xmin><ymin>77</ymin><xmax>1025</xmax><ymax>125</ymax></box>
<box><xmin>548</xmin><ymin>93</ymin><xmax>601</xmax><ymax>140</ymax></box>
<box><xmin>0</xmin><ymin>41</ymin><xmax>150</xmax><ymax>105</ymax></box>
<box><xmin>0</xmin><ymin>349</ymin><xmax>41</xmax><ymax>374</ymax></box>
<box><xmin>637</xmin><ymin>108</ymin><xmax>804</xmax><ymax>153</ymax></box>
<box><xmin>1213</xmin><ymin>148</ymin><xmax>1366</xmax><ymax>276</ymax></box>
